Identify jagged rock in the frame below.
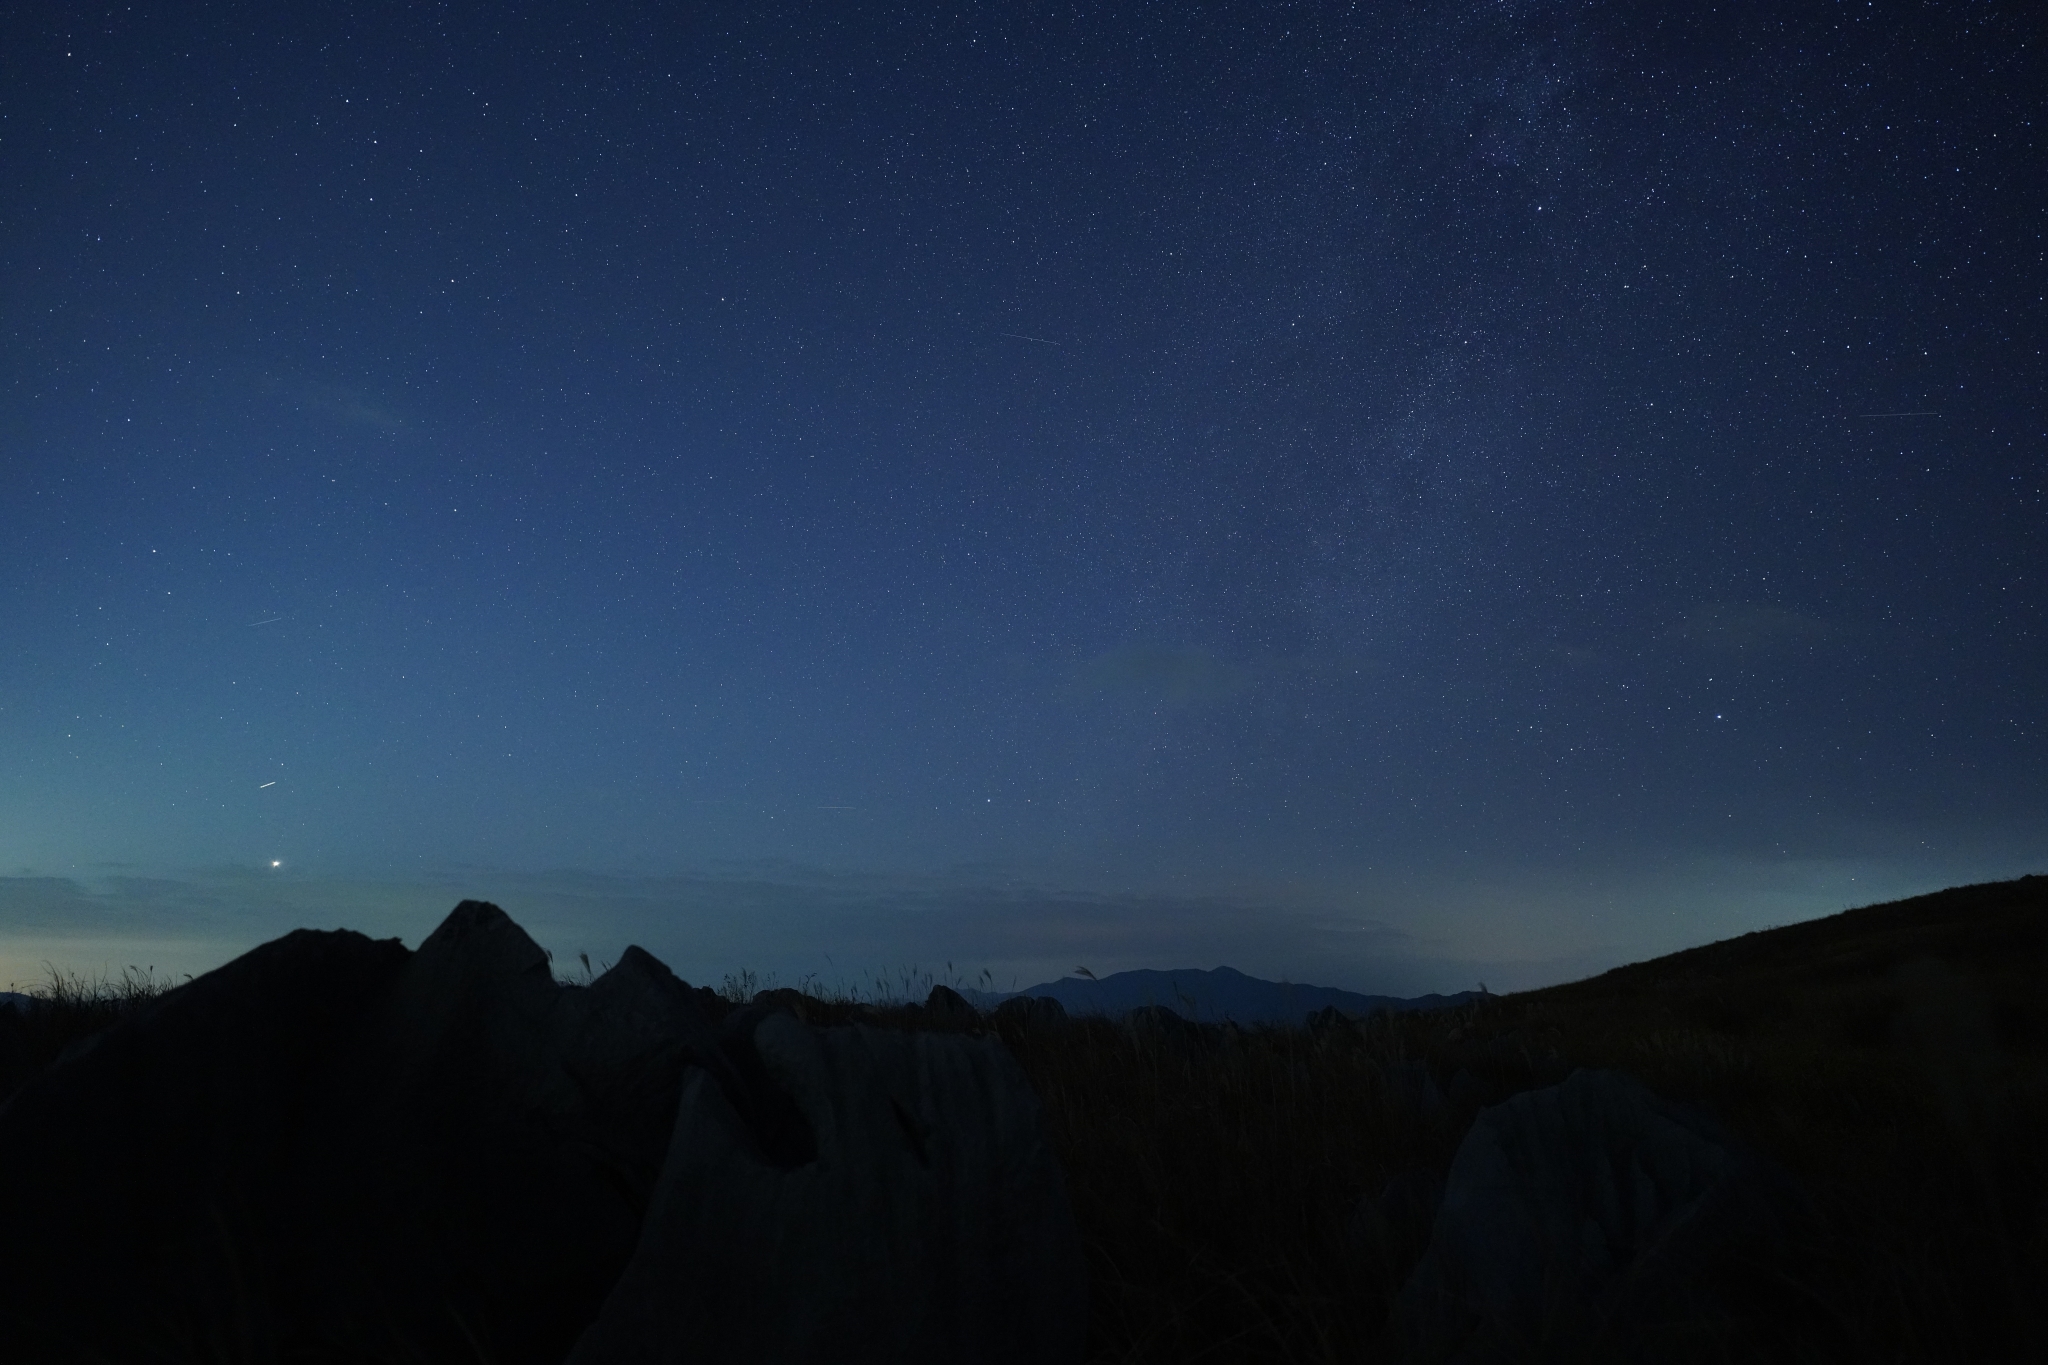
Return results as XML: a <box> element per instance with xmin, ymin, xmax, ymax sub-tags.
<box><xmin>568</xmin><ymin>1010</ymin><xmax>1088</xmax><ymax>1365</ymax></box>
<box><xmin>1389</xmin><ymin>1068</ymin><xmax>1813</xmax><ymax>1362</ymax></box>
<box><xmin>992</xmin><ymin>993</ymin><xmax>1068</xmax><ymax>1035</ymax></box>
<box><xmin>0</xmin><ymin>902</ymin><xmax>1089</xmax><ymax>1364</ymax></box>
<box><xmin>561</xmin><ymin>945</ymin><xmax>739</xmax><ymax>1178</ymax></box>
<box><xmin>308</xmin><ymin>902</ymin><xmax>729</xmax><ymax>1359</ymax></box>
<box><xmin>704</xmin><ymin>998</ymin><xmax>827</xmax><ymax>1168</ymax></box>
<box><xmin>925</xmin><ymin>982</ymin><xmax>981</xmax><ymax>1027</ymax></box>
<box><xmin>0</xmin><ymin>925</ymin><xmax>415</xmax><ymax>1362</ymax></box>
<box><xmin>0</xmin><ymin>901</ymin><xmax>726</xmax><ymax>1364</ymax></box>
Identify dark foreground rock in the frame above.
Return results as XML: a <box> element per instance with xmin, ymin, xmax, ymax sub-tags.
<box><xmin>0</xmin><ymin>902</ymin><xmax>712</xmax><ymax>1363</ymax></box>
<box><xmin>923</xmin><ymin>981</ymin><xmax>982</xmax><ymax>1027</ymax></box>
<box><xmin>569</xmin><ymin>1009</ymin><xmax>1087</xmax><ymax>1364</ymax></box>
<box><xmin>1388</xmin><ymin>1067</ymin><xmax>1817</xmax><ymax>1363</ymax></box>
<box><xmin>992</xmin><ymin>992</ymin><xmax>1068</xmax><ymax>1035</ymax></box>
<box><xmin>0</xmin><ymin>901</ymin><xmax>1086</xmax><ymax>1365</ymax></box>
<box><xmin>0</xmin><ymin>925</ymin><xmax>417</xmax><ymax>1361</ymax></box>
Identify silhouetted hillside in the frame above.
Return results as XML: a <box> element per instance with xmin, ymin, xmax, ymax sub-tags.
<box><xmin>1508</xmin><ymin>872</ymin><xmax>2048</xmax><ymax>1055</ymax></box>
<box><xmin>2</xmin><ymin>875</ymin><xmax>2041</xmax><ymax>1362</ymax></box>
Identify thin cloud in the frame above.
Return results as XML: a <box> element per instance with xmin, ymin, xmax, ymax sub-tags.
<box><xmin>293</xmin><ymin>381</ymin><xmax>409</xmax><ymax>434</ymax></box>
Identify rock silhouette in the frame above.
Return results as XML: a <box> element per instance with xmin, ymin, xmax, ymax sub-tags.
<box><xmin>923</xmin><ymin>982</ymin><xmax>982</xmax><ymax>1027</ymax></box>
<box><xmin>992</xmin><ymin>992</ymin><xmax>1068</xmax><ymax>1034</ymax></box>
<box><xmin>0</xmin><ymin>924</ymin><xmax>419</xmax><ymax>1361</ymax></box>
<box><xmin>1388</xmin><ymin>1067</ymin><xmax>1814</xmax><ymax>1362</ymax></box>
<box><xmin>569</xmin><ymin>1010</ymin><xmax>1086</xmax><ymax>1364</ymax></box>
<box><xmin>0</xmin><ymin>901</ymin><xmax>1086</xmax><ymax>1364</ymax></box>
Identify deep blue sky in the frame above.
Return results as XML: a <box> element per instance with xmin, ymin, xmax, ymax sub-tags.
<box><xmin>4</xmin><ymin>0</ymin><xmax>2042</xmax><ymax>997</ymax></box>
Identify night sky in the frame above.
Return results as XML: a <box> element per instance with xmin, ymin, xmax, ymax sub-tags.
<box><xmin>4</xmin><ymin>1</ymin><xmax>2042</xmax><ymax>998</ymax></box>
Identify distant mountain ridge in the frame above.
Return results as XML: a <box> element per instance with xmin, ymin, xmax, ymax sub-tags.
<box><xmin>964</xmin><ymin>966</ymin><xmax>1484</xmax><ymax>1026</ymax></box>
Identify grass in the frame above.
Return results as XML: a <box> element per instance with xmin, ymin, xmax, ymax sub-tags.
<box><xmin>4</xmin><ymin>875</ymin><xmax>2042</xmax><ymax>1363</ymax></box>
<box><xmin>1007</xmin><ymin>873</ymin><xmax>2045</xmax><ymax>1363</ymax></box>
<box><xmin>0</xmin><ymin>963</ymin><xmax>181</xmax><ymax>1102</ymax></box>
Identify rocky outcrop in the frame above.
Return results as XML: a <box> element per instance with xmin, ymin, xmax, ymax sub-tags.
<box><xmin>1388</xmin><ymin>1067</ymin><xmax>1814</xmax><ymax>1362</ymax></box>
<box><xmin>992</xmin><ymin>992</ymin><xmax>1068</xmax><ymax>1036</ymax></box>
<box><xmin>924</xmin><ymin>982</ymin><xmax>982</xmax><ymax>1027</ymax></box>
<box><xmin>299</xmin><ymin>902</ymin><xmax>724</xmax><ymax>1361</ymax></box>
<box><xmin>0</xmin><ymin>901</ymin><xmax>1086</xmax><ymax>1365</ymax></box>
<box><xmin>568</xmin><ymin>1009</ymin><xmax>1088</xmax><ymax>1364</ymax></box>
<box><xmin>0</xmin><ymin>902</ymin><xmax>715</xmax><ymax>1363</ymax></box>
<box><xmin>0</xmin><ymin>925</ymin><xmax>418</xmax><ymax>1362</ymax></box>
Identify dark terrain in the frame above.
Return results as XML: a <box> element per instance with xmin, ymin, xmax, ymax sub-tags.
<box><xmin>1</xmin><ymin>875</ymin><xmax>2041</xmax><ymax>1362</ymax></box>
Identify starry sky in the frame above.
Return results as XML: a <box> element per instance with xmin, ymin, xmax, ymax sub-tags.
<box><xmin>3</xmin><ymin>0</ymin><xmax>2042</xmax><ymax>998</ymax></box>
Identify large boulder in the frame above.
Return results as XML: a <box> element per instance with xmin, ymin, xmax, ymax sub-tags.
<box><xmin>568</xmin><ymin>1007</ymin><xmax>1089</xmax><ymax>1365</ymax></box>
<box><xmin>0</xmin><ymin>901</ymin><xmax>724</xmax><ymax>1364</ymax></box>
<box><xmin>1389</xmin><ymin>1068</ymin><xmax>1814</xmax><ymax>1362</ymax></box>
<box><xmin>298</xmin><ymin>902</ymin><xmax>728</xmax><ymax>1360</ymax></box>
<box><xmin>992</xmin><ymin>992</ymin><xmax>1068</xmax><ymax>1036</ymax></box>
<box><xmin>924</xmin><ymin>982</ymin><xmax>981</xmax><ymax>1027</ymax></box>
<box><xmin>0</xmin><ymin>902</ymin><xmax>1090</xmax><ymax>1364</ymax></box>
<box><xmin>0</xmin><ymin>925</ymin><xmax>414</xmax><ymax>1362</ymax></box>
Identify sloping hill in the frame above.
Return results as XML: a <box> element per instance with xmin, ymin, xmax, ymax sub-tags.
<box><xmin>1505</xmin><ymin>872</ymin><xmax>2048</xmax><ymax>1058</ymax></box>
<box><xmin>996</xmin><ymin>874</ymin><xmax>2048</xmax><ymax>1363</ymax></box>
